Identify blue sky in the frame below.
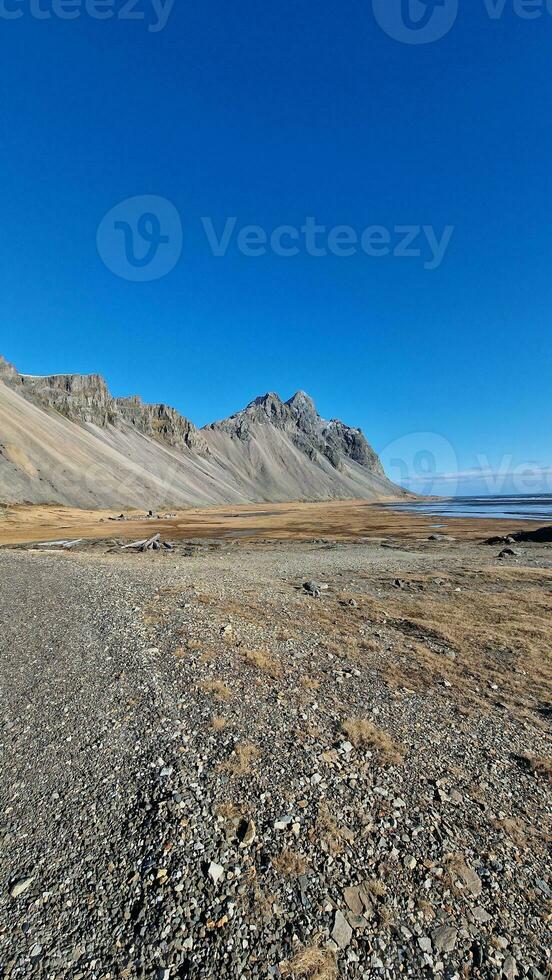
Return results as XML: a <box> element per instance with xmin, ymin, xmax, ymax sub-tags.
<box><xmin>1</xmin><ymin>0</ymin><xmax>551</xmax><ymax>495</ymax></box>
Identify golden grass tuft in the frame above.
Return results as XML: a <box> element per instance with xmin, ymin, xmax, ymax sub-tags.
<box><xmin>300</xmin><ymin>676</ymin><xmax>320</xmax><ymax>691</ymax></box>
<box><xmin>365</xmin><ymin>878</ymin><xmax>387</xmax><ymax>899</ymax></box>
<box><xmin>313</xmin><ymin>803</ymin><xmax>354</xmax><ymax>856</ymax></box>
<box><xmin>342</xmin><ymin>718</ymin><xmax>404</xmax><ymax>765</ymax></box>
<box><xmin>241</xmin><ymin>648</ymin><xmax>281</xmax><ymax>677</ymax></box>
<box><xmin>216</xmin><ymin>801</ymin><xmax>244</xmax><ymax>822</ymax></box>
<box><xmin>221</xmin><ymin>742</ymin><xmax>260</xmax><ymax>775</ymax></box>
<box><xmin>272</xmin><ymin>848</ymin><xmax>307</xmax><ymax>878</ymax></box>
<box><xmin>282</xmin><ymin>945</ymin><xmax>337</xmax><ymax>980</ymax></box>
<box><xmin>211</xmin><ymin>715</ymin><xmax>227</xmax><ymax>731</ymax></box>
<box><xmin>200</xmin><ymin>679</ymin><xmax>231</xmax><ymax>701</ymax></box>
<box><xmin>172</xmin><ymin>647</ymin><xmax>187</xmax><ymax>659</ymax></box>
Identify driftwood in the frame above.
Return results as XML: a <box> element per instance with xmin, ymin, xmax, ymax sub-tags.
<box><xmin>34</xmin><ymin>539</ymin><xmax>84</xmax><ymax>549</ymax></box>
<box><xmin>121</xmin><ymin>533</ymin><xmax>161</xmax><ymax>552</ymax></box>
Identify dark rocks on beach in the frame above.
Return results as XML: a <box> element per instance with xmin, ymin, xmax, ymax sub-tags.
<box><xmin>486</xmin><ymin>526</ymin><xmax>552</xmax><ymax>546</ymax></box>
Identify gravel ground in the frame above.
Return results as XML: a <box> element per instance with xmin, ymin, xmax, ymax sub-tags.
<box><xmin>0</xmin><ymin>538</ymin><xmax>550</xmax><ymax>979</ymax></box>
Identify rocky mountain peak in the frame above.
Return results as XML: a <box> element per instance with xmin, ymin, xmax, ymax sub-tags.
<box><xmin>207</xmin><ymin>387</ymin><xmax>384</xmax><ymax>476</ymax></box>
<box><xmin>243</xmin><ymin>392</ymin><xmax>287</xmax><ymax>421</ymax></box>
<box><xmin>285</xmin><ymin>390</ymin><xmax>317</xmax><ymax>415</ymax></box>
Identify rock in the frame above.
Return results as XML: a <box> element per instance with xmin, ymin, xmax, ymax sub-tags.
<box><xmin>10</xmin><ymin>876</ymin><xmax>34</xmax><ymax>898</ymax></box>
<box><xmin>512</xmin><ymin>525</ymin><xmax>552</xmax><ymax>543</ymax></box>
<box><xmin>498</xmin><ymin>548</ymin><xmax>517</xmax><ymax>558</ymax></box>
<box><xmin>208</xmin><ymin>862</ymin><xmax>224</xmax><ymax>885</ymax></box>
<box><xmin>432</xmin><ymin>925</ymin><xmax>458</xmax><ymax>952</ymax></box>
<box><xmin>418</xmin><ymin>937</ymin><xmax>432</xmax><ymax>953</ymax></box>
<box><xmin>343</xmin><ymin>886</ymin><xmax>364</xmax><ymax>917</ymax></box>
<box><xmin>473</xmin><ymin>906</ymin><xmax>492</xmax><ymax>923</ymax></box>
<box><xmin>236</xmin><ymin>818</ymin><xmax>256</xmax><ymax>848</ymax></box>
<box><xmin>303</xmin><ymin>581</ymin><xmax>326</xmax><ymax>597</ymax></box>
<box><xmin>332</xmin><ymin>910</ymin><xmax>353</xmax><ymax>948</ymax></box>
<box><xmin>457</xmin><ymin>862</ymin><xmax>482</xmax><ymax>897</ymax></box>
<box><xmin>503</xmin><ymin>955</ymin><xmax>518</xmax><ymax>979</ymax></box>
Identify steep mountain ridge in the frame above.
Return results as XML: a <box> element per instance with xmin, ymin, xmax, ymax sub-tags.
<box><xmin>0</xmin><ymin>355</ymin><xmax>405</xmax><ymax>508</ymax></box>
<box><xmin>206</xmin><ymin>390</ymin><xmax>385</xmax><ymax>475</ymax></box>
<box><xmin>0</xmin><ymin>356</ymin><xmax>208</xmax><ymax>454</ymax></box>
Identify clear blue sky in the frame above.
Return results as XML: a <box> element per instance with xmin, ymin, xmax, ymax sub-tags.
<box><xmin>1</xmin><ymin>0</ymin><xmax>551</xmax><ymax>494</ymax></box>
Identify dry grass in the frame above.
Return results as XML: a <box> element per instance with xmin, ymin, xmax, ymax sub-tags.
<box><xmin>517</xmin><ymin>752</ymin><xmax>552</xmax><ymax>782</ymax></box>
<box><xmin>184</xmin><ymin>639</ymin><xmax>204</xmax><ymax>651</ymax></box>
<box><xmin>313</xmin><ymin>803</ymin><xmax>354</xmax><ymax>856</ymax></box>
<box><xmin>200</xmin><ymin>679</ymin><xmax>231</xmax><ymax>701</ymax></box>
<box><xmin>241</xmin><ymin>647</ymin><xmax>281</xmax><ymax>677</ymax></box>
<box><xmin>216</xmin><ymin>801</ymin><xmax>244</xmax><ymax>822</ymax></box>
<box><xmin>221</xmin><ymin>742</ymin><xmax>260</xmax><ymax>776</ymax></box>
<box><xmin>378</xmin><ymin>572</ymin><xmax>552</xmax><ymax>712</ymax></box>
<box><xmin>199</xmin><ymin>648</ymin><xmax>216</xmax><ymax>663</ymax></box>
<box><xmin>211</xmin><ymin>715</ymin><xmax>227</xmax><ymax>731</ymax></box>
<box><xmin>492</xmin><ymin>811</ymin><xmax>550</xmax><ymax>848</ymax></box>
<box><xmin>272</xmin><ymin>848</ymin><xmax>307</xmax><ymax>878</ymax></box>
<box><xmin>281</xmin><ymin>945</ymin><xmax>337</xmax><ymax>980</ymax></box>
<box><xmin>342</xmin><ymin>718</ymin><xmax>404</xmax><ymax>765</ymax></box>
<box><xmin>365</xmin><ymin>878</ymin><xmax>387</xmax><ymax>900</ymax></box>
<box><xmin>296</xmin><ymin>565</ymin><xmax>552</xmax><ymax>721</ymax></box>
<box><xmin>171</xmin><ymin>646</ymin><xmax>187</xmax><ymax>659</ymax></box>
<box><xmin>300</xmin><ymin>676</ymin><xmax>320</xmax><ymax>691</ymax></box>
<box><xmin>377</xmin><ymin>905</ymin><xmax>395</xmax><ymax>930</ymax></box>
<box><xmin>2</xmin><ymin>499</ymin><xmax>537</xmax><ymax>548</ymax></box>
<box><xmin>493</xmin><ymin>816</ymin><xmax>529</xmax><ymax>848</ymax></box>
<box><xmin>417</xmin><ymin>898</ymin><xmax>436</xmax><ymax>923</ymax></box>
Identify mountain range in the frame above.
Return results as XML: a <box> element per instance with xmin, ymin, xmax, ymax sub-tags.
<box><xmin>0</xmin><ymin>355</ymin><xmax>405</xmax><ymax>508</ymax></box>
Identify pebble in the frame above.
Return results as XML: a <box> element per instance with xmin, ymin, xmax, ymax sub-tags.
<box><xmin>10</xmin><ymin>876</ymin><xmax>34</xmax><ymax>898</ymax></box>
<box><xmin>208</xmin><ymin>862</ymin><xmax>224</xmax><ymax>885</ymax></box>
<box><xmin>432</xmin><ymin>925</ymin><xmax>458</xmax><ymax>952</ymax></box>
<box><xmin>332</xmin><ymin>910</ymin><xmax>353</xmax><ymax>949</ymax></box>
<box><xmin>503</xmin><ymin>955</ymin><xmax>518</xmax><ymax>979</ymax></box>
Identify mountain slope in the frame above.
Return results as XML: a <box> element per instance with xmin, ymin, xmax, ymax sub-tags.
<box><xmin>0</xmin><ymin>356</ymin><xmax>405</xmax><ymax>508</ymax></box>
